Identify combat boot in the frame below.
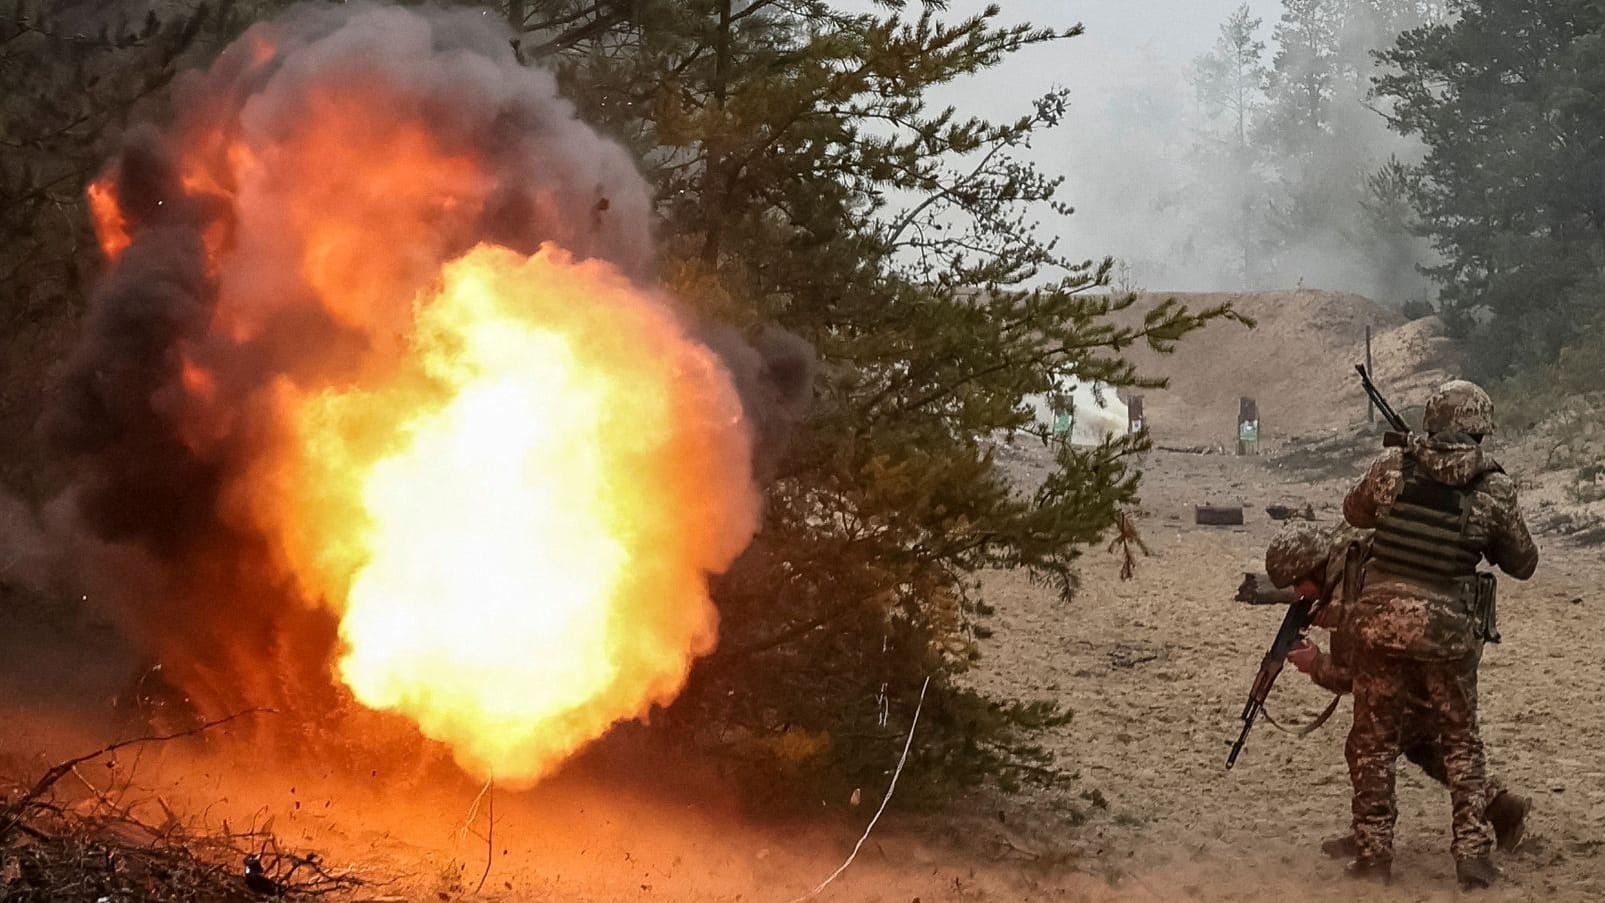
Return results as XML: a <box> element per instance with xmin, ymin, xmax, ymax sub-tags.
<box><xmin>1345</xmin><ymin>858</ymin><xmax>1392</xmax><ymax>885</ymax></box>
<box><xmin>1486</xmin><ymin>791</ymin><xmax>1531</xmax><ymax>851</ymax></box>
<box><xmin>1320</xmin><ymin>833</ymin><xmax>1357</xmax><ymax>859</ymax></box>
<box><xmin>1455</xmin><ymin>854</ymin><xmax>1501</xmax><ymax>890</ymax></box>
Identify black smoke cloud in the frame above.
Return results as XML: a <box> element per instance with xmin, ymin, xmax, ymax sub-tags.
<box><xmin>30</xmin><ymin>1</ymin><xmax>812</xmax><ymax>729</ymax></box>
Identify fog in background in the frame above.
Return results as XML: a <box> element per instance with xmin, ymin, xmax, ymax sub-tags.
<box><xmin>869</xmin><ymin>0</ymin><xmax>1439</xmax><ymax>304</ymax></box>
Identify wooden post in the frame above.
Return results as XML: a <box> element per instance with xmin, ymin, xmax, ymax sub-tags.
<box><xmin>1128</xmin><ymin>395</ymin><xmax>1145</xmax><ymax>434</ymax></box>
<box><xmin>1365</xmin><ymin>325</ymin><xmax>1375</xmax><ymax>423</ymax></box>
<box><xmin>1237</xmin><ymin>397</ymin><xmax>1259</xmax><ymax>456</ymax></box>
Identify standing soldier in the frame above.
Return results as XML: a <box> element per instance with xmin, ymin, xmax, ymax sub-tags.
<box><xmin>1262</xmin><ymin>523</ymin><xmax>1531</xmax><ymax>861</ymax></box>
<box><xmin>1341</xmin><ymin>380</ymin><xmax>1538</xmax><ymax>887</ymax></box>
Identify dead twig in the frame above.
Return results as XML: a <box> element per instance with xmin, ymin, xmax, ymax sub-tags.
<box><xmin>1107</xmin><ymin>510</ymin><xmax>1149</xmax><ymax>580</ymax></box>
<box><xmin>3</xmin><ymin>793</ymin><xmax>368</xmax><ymax>901</ymax></box>
<box><xmin>473</xmin><ymin>782</ymin><xmax>494</xmax><ymax>895</ymax></box>
<box><xmin>0</xmin><ymin>707</ymin><xmax>273</xmax><ymax>841</ymax></box>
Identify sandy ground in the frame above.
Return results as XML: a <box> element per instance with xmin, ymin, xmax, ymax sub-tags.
<box><xmin>1112</xmin><ymin>290</ymin><xmax>1461</xmax><ymax>446</ymax></box>
<box><xmin>8</xmin><ymin>434</ymin><xmax>1600</xmax><ymax>903</ymax></box>
<box><xmin>959</xmin><ymin>440</ymin><xmax>1605</xmax><ymax>903</ymax></box>
<box><xmin>5</xmin><ymin>286</ymin><xmax>1602</xmax><ymax>900</ymax></box>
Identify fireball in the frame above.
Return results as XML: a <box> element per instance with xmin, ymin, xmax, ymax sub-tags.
<box><xmin>80</xmin><ymin>4</ymin><xmax>768</xmax><ymax>785</ymax></box>
<box><xmin>299</xmin><ymin>245</ymin><xmax>758</xmax><ymax>782</ymax></box>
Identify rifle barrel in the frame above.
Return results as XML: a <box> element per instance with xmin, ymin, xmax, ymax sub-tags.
<box><xmin>1227</xmin><ymin>716</ymin><xmax>1254</xmax><ymax>768</ymax></box>
<box><xmin>1355</xmin><ymin>364</ymin><xmax>1410</xmax><ymax>434</ymax></box>
<box><xmin>1227</xmin><ymin>596</ymin><xmax>1317</xmax><ymax>769</ymax></box>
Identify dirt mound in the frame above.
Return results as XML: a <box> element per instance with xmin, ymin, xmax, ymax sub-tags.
<box><xmin>1488</xmin><ymin>392</ymin><xmax>1605</xmax><ymax>547</ymax></box>
<box><xmin>1116</xmin><ymin>289</ymin><xmax>1463</xmax><ymax>445</ymax></box>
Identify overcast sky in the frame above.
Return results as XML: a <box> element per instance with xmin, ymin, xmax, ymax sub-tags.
<box><xmin>998</xmin><ymin>1</ymin><xmax>1282</xmax><ymax>89</ymax></box>
<box><xmin>853</xmin><ymin>0</ymin><xmax>1291</xmax><ymax>290</ymax></box>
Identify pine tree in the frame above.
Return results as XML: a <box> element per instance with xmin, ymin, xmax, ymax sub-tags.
<box><xmin>1248</xmin><ymin>0</ymin><xmax>1437</xmax><ymax>299</ymax></box>
<box><xmin>1</xmin><ymin>0</ymin><xmax>1236</xmax><ymax>803</ymax></box>
<box><xmin>504</xmin><ymin>0</ymin><xmax>1237</xmax><ymax>798</ymax></box>
<box><xmin>1192</xmin><ymin>4</ymin><xmax>1272</xmax><ymax>285</ymax></box>
<box><xmin>1195</xmin><ymin>4</ymin><xmax>1270</xmax><ymax>151</ymax></box>
<box><xmin>1264</xmin><ymin>0</ymin><xmax>1344</xmax><ymax>152</ymax></box>
<box><xmin>1375</xmin><ymin>0</ymin><xmax>1605</xmax><ymax>380</ymax></box>
<box><xmin>0</xmin><ymin>1</ymin><xmax>245</xmax><ymax>494</ymax></box>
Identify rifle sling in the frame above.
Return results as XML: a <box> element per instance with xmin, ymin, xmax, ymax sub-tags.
<box><xmin>1262</xmin><ymin>694</ymin><xmax>1343</xmax><ymax>737</ymax></box>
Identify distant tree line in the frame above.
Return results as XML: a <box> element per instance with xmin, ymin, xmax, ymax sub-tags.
<box><xmin>1194</xmin><ymin>0</ymin><xmax>1605</xmax><ymax>391</ymax></box>
<box><xmin>1375</xmin><ymin>0</ymin><xmax>1605</xmax><ymax>389</ymax></box>
<box><xmin>1189</xmin><ymin>0</ymin><xmax>1447</xmax><ymax>302</ymax></box>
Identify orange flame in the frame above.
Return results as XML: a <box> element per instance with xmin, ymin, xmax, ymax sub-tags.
<box><xmin>286</xmin><ymin>245</ymin><xmax>757</xmax><ymax>782</ymax></box>
<box><xmin>87</xmin><ymin>180</ymin><xmax>130</xmax><ymax>263</ymax></box>
<box><xmin>83</xmin><ymin>7</ymin><xmax>764</xmax><ymax>785</ymax></box>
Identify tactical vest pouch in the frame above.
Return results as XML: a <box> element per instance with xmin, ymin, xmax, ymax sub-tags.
<box><xmin>1343</xmin><ymin>539</ymin><xmax>1365</xmax><ymax>603</ymax></box>
<box><xmin>1474</xmin><ymin>572</ymin><xmax>1500</xmax><ymax>644</ymax></box>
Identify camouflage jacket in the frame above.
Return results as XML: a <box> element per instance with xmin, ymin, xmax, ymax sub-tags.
<box><xmin>1306</xmin><ymin>531</ymin><xmax>1362</xmax><ymax>695</ymax></box>
<box><xmin>1343</xmin><ymin>434</ymin><xmax>1538</xmax><ymax>660</ymax></box>
<box><xmin>1307</xmin><ymin>605</ymin><xmax>1355</xmax><ymax>695</ymax></box>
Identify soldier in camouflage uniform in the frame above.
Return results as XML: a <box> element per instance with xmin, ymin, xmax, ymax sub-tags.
<box><xmin>1340</xmin><ymin>381</ymin><xmax>1539</xmax><ymax>887</ymax></box>
<box><xmin>1263</xmin><ymin>523</ymin><xmax>1531</xmax><ymax>861</ymax></box>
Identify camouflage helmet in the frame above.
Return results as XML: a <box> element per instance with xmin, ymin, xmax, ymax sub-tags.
<box><xmin>1423</xmin><ymin>379</ymin><xmax>1495</xmax><ymax>436</ymax></box>
<box><xmin>1265</xmin><ymin>522</ymin><xmax>1328</xmax><ymax>589</ymax></box>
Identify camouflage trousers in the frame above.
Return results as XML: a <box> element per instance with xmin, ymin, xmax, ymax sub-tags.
<box><xmin>1347</xmin><ymin>649</ymin><xmax>1494</xmax><ymax>863</ymax></box>
<box><xmin>1401</xmin><ymin>727</ymin><xmax>1504</xmax><ymax>805</ymax></box>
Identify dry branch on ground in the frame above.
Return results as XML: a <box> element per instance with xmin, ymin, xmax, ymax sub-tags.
<box><xmin>0</xmin><ymin>712</ymin><xmax>373</xmax><ymax>902</ymax></box>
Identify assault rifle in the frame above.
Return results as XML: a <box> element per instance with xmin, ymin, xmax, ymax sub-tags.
<box><xmin>1226</xmin><ymin>594</ymin><xmax>1323</xmax><ymax>768</ymax></box>
<box><xmin>1355</xmin><ymin>364</ymin><xmax>1411</xmax><ymax>447</ymax></box>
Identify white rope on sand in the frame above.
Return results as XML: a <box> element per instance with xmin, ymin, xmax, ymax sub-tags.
<box><xmin>785</xmin><ymin>674</ymin><xmax>931</xmax><ymax>903</ymax></box>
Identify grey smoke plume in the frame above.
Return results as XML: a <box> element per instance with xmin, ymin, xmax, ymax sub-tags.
<box><xmin>891</xmin><ymin>0</ymin><xmax>1438</xmax><ymax>302</ymax></box>
<box><xmin>40</xmin><ymin>2</ymin><xmax>811</xmax><ymax>730</ymax></box>
<box><xmin>1060</xmin><ymin>4</ymin><xmax>1440</xmax><ymax>302</ymax></box>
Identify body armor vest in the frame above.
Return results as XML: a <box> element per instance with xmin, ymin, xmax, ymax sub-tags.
<box><xmin>1367</xmin><ymin>456</ymin><xmax>1483</xmax><ymax>587</ymax></box>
